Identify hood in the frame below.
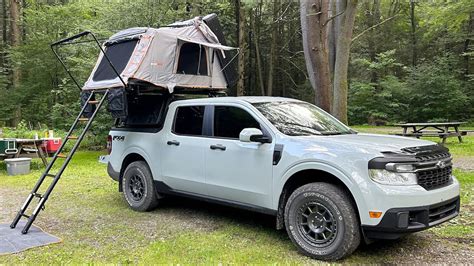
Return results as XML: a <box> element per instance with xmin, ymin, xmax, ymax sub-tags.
<box><xmin>293</xmin><ymin>133</ymin><xmax>435</xmax><ymax>155</ymax></box>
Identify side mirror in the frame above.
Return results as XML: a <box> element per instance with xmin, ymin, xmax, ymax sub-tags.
<box><xmin>239</xmin><ymin>128</ymin><xmax>271</xmax><ymax>144</ymax></box>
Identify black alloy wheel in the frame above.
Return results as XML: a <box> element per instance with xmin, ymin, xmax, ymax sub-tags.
<box><xmin>297</xmin><ymin>202</ymin><xmax>338</xmax><ymax>247</ymax></box>
<box><xmin>122</xmin><ymin>161</ymin><xmax>160</xmax><ymax>211</ymax></box>
<box><xmin>284</xmin><ymin>182</ymin><xmax>360</xmax><ymax>260</ymax></box>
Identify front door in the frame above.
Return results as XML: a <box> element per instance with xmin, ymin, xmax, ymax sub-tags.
<box><xmin>204</xmin><ymin>105</ymin><xmax>274</xmax><ymax>209</ymax></box>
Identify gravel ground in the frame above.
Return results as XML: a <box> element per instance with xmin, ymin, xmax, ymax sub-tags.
<box><xmin>453</xmin><ymin>157</ymin><xmax>474</xmax><ymax>171</ymax></box>
<box><xmin>1</xmin><ymin>185</ymin><xmax>473</xmax><ymax>264</ymax></box>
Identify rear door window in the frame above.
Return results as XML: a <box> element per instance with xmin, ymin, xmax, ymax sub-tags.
<box><xmin>213</xmin><ymin>106</ymin><xmax>261</xmax><ymax>139</ymax></box>
<box><xmin>173</xmin><ymin>106</ymin><xmax>205</xmax><ymax>136</ymax></box>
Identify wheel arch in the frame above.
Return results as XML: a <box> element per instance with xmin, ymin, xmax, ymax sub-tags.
<box><xmin>275</xmin><ymin>164</ymin><xmax>365</xmax><ymax>230</ymax></box>
<box><xmin>119</xmin><ymin>152</ymin><xmax>150</xmax><ymax>192</ymax></box>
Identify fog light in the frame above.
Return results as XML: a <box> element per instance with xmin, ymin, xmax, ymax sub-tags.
<box><xmin>369</xmin><ymin>211</ymin><xmax>382</xmax><ymax>218</ymax></box>
<box><xmin>397</xmin><ymin>212</ymin><xmax>409</xmax><ymax>228</ymax></box>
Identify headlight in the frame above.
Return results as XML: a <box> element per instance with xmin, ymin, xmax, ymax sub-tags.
<box><xmin>369</xmin><ymin>169</ymin><xmax>417</xmax><ymax>185</ymax></box>
<box><xmin>385</xmin><ymin>163</ymin><xmax>415</xmax><ymax>172</ymax></box>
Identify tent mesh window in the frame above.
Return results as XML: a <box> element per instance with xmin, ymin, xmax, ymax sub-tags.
<box><xmin>176</xmin><ymin>43</ymin><xmax>208</xmax><ymax>76</ymax></box>
<box><xmin>92</xmin><ymin>40</ymin><xmax>138</xmax><ymax>81</ymax></box>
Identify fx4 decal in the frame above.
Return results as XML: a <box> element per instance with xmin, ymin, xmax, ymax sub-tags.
<box><xmin>112</xmin><ymin>135</ymin><xmax>125</xmax><ymax>141</ymax></box>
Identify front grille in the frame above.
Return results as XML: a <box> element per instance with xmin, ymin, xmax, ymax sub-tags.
<box><xmin>407</xmin><ymin>146</ymin><xmax>453</xmax><ymax>190</ymax></box>
<box><xmin>417</xmin><ymin>166</ymin><xmax>452</xmax><ymax>190</ymax></box>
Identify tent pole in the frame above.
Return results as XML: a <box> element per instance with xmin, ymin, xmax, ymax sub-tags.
<box><xmin>89</xmin><ymin>32</ymin><xmax>127</xmax><ymax>88</ymax></box>
<box><xmin>50</xmin><ymin>31</ymin><xmax>127</xmax><ymax>91</ymax></box>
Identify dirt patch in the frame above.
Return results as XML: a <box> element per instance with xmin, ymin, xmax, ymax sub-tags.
<box><xmin>354</xmin><ymin>231</ymin><xmax>474</xmax><ymax>263</ymax></box>
<box><xmin>453</xmin><ymin>157</ymin><xmax>474</xmax><ymax>171</ymax></box>
<box><xmin>0</xmin><ymin>187</ymin><xmax>23</xmax><ymax>224</ymax></box>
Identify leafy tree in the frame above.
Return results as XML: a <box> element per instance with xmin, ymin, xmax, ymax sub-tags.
<box><xmin>0</xmin><ymin>0</ymin><xmax>472</xmax><ymax>133</ymax></box>
<box><xmin>349</xmin><ymin>50</ymin><xmax>407</xmax><ymax>124</ymax></box>
<box><xmin>407</xmin><ymin>55</ymin><xmax>469</xmax><ymax>122</ymax></box>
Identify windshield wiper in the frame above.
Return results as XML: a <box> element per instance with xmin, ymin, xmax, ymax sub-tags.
<box><xmin>320</xmin><ymin>131</ymin><xmax>354</xmax><ymax>135</ymax></box>
<box><xmin>321</xmin><ymin>132</ymin><xmax>342</xmax><ymax>135</ymax></box>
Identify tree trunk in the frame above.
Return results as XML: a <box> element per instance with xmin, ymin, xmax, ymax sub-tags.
<box><xmin>463</xmin><ymin>12</ymin><xmax>473</xmax><ymax>79</ymax></box>
<box><xmin>236</xmin><ymin>0</ymin><xmax>246</xmax><ymax>96</ymax></box>
<box><xmin>328</xmin><ymin>0</ymin><xmax>342</xmax><ymax>76</ymax></box>
<box><xmin>368</xmin><ymin>0</ymin><xmax>380</xmax><ymax>84</ymax></box>
<box><xmin>410</xmin><ymin>0</ymin><xmax>417</xmax><ymax>67</ymax></box>
<box><xmin>9</xmin><ymin>0</ymin><xmax>21</xmax><ymax>74</ymax></box>
<box><xmin>248</xmin><ymin>7</ymin><xmax>254</xmax><ymax>95</ymax></box>
<box><xmin>1</xmin><ymin>0</ymin><xmax>7</xmax><ymax>67</ymax></box>
<box><xmin>1</xmin><ymin>0</ymin><xmax>6</xmax><ymax>44</ymax></box>
<box><xmin>332</xmin><ymin>0</ymin><xmax>358</xmax><ymax>124</ymax></box>
<box><xmin>266</xmin><ymin>0</ymin><xmax>279</xmax><ymax>96</ymax></box>
<box><xmin>253</xmin><ymin>7</ymin><xmax>265</xmax><ymax>96</ymax></box>
<box><xmin>300</xmin><ymin>0</ymin><xmax>332</xmax><ymax>112</ymax></box>
<box><xmin>9</xmin><ymin>0</ymin><xmax>21</xmax><ymax>126</ymax></box>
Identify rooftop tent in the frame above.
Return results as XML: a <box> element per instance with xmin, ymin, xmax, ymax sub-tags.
<box><xmin>83</xmin><ymin>15</ymin><xmax>238</xmax><ymax>93</ymax></box>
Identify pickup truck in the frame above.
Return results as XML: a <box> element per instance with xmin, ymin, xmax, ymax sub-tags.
<box><xmin>105</xmin><ymin>95</ymin><xmax>460</xmax><ymax>260</ymax></box>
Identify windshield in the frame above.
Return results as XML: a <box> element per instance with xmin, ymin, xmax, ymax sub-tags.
<box><xmin>253</xmin><ymin>101</ymin><xmax>354</xmax><ymax>136</ymax></box>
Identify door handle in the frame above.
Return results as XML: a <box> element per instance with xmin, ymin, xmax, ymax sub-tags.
<box><xmin>167</xmin><ymin>140</ymin><xmax>180</xmax><ymax>146</ymax></box>
<box><xmin>210</xmin><ymin>144</ymin><xmax>226</xmax><ymax>151</ymax></box>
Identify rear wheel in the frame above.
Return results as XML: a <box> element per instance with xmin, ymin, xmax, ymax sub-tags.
<box><xmin>122</xmin><ymin>161</ymin><xmax>159</xmax><ymax>211</ymax></box>
<box><xmin>284</xmin><ymin>182</ymin><xmax>360</xmax><ymax>261</ymax></box>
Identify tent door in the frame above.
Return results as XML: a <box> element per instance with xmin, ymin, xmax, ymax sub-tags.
<box><xmin>174</xmin><ymin>40</ymin><xmax>210</xmax><ymax>76</ymax></box>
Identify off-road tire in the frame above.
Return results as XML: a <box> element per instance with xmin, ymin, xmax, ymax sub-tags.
<box><xmin>122</xmin><ymin>161</ymin><xmax>159</xmax><ymax>211</ymax></box>
<box><xmin>284</xmin><ymin>182</ymin><xmax>360</xmax><ymax>261</ymax></box>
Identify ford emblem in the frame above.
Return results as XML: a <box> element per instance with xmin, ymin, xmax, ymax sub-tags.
<box><xmin>436</xmin><ymin>161</ymin><xmax>446</xmax><ymax>169</ymax></box>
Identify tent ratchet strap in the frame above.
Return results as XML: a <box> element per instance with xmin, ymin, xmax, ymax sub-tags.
<box><xmin>51</xmin><ymin>31</ymin><xmax>127</xmax><ymax>91</ymax></box>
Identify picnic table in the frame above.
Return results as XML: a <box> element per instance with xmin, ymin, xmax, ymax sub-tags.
<box><xmin>12</xmin><ymin>139</ymin><xmax>48</xmax><ymax>166</ymax></box>
<box><xmin>394</xmin><ymin>122</ymin><xmax>471</xmax><ymax>144</ymax></box>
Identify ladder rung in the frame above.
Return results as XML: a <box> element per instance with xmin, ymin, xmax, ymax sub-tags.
<box><xmin>67</xmin><ymin>136</ymin><xmax>79</xmax><ymax>140</ymax></box>
<box><xmin>32</xmin><ymin>193</ymin><xmax>42</xmax><ymax>198</ymax></box>
<box><xmin>88</xmin><ymin>100</ymin><xmax>99</xmax><ymax>104</ymax></box>
<box><xmin>46</xmin><ymin>173</ymin><xmax>56</xmax><ymax>178</ymax></box>
<box><xmin>57</xmin><ymin>153</ymin><xmax>67</xmax><ymax>159</ymax></box>
<box><xmin>78</xmin><ymin>118</ymin><xmax>89</xmax><ymax>122</ymax></box>
<box><xmin>21</xmin><ymin>214</ymin><xmax>30</xmax><ymax>219</ymax></box>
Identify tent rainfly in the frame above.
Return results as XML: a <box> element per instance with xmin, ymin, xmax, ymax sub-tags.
<box><xmin>83</xmin><ymin>14</ymin><xmax>238</xmax><ymax>93</ymax></box>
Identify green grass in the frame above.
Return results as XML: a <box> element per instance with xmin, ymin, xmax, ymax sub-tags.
<box><xmin>0</xmin><ymin>126</ymin><xmax>473</xmax><ymax>263</ymax></box>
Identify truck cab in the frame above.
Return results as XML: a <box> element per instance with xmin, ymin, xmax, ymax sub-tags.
<box><xmin>106</xmin><ymin>95</ymin><xmax>460</xmax><ymax>261</ymax></box>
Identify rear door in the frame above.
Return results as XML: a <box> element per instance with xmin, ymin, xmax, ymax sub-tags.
<box><xmin>204</xmin><ymin>104</ymin><xmax>274</xmax><ymax>209</ymax></box>
<box><xmin>160</xmin><ymin>105</ymin><xmax>208</xmax><ymax>195</ymax></box>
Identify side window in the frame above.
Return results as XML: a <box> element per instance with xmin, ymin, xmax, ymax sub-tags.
<box><xmin>214</xmin><ymin>106</ymin><xmax>261</xmax><ymax>139</ymax></box>
<box><xmin>176</xmin><ymin>43</ymin><xmax>208</xmax><ymax>76</ymax></box>
<box><xmin>173</xmin><ymin>106</ymin><xmax>205</xmax><ymax>136</ymax></box>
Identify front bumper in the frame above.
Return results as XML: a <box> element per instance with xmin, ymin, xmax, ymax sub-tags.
<box><xmin>362</xmin><ymin>196</ymin><xmax>460</xmax><ymax>240</ymax></box>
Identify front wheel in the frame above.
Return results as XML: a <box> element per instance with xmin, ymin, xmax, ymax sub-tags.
<box><xmin>122</xmin><ymin>161</ymin><xmax>159</xmax><ymax>212</ymax></box>
<box><xmin>284</xmin><ymin>182</ymin><xmax>360</xmax><ymax>261</ymax></box>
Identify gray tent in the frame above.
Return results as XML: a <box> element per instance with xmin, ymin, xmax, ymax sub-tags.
<box><xmin>83</xmin><ymin>14</ymin><xmax>237</xmax><ymax>93</ymax></box>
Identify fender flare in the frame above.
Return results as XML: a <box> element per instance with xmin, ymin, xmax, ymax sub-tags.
<box><xmin>275</xmin><ymin>161</ymin><xmax>368</xmax><ymax>226</ymax></box>
<box><xmin>118</xmin><ymin>147</ymin><xmax>156</xmax><ymax>190</ymax></box>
